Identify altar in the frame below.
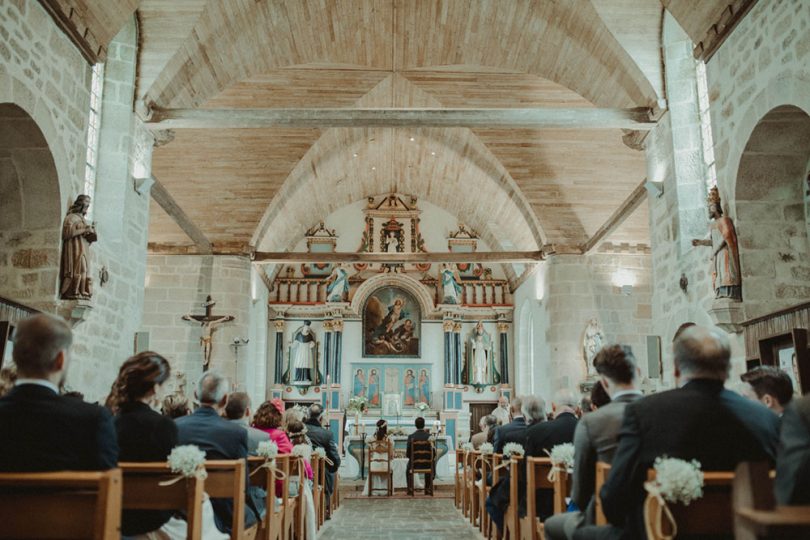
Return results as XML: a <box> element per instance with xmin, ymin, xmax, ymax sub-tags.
<box><xmin>344</xmin><ymin>434</ymin><xmax>451</xmax><ymax>480</ymax></box>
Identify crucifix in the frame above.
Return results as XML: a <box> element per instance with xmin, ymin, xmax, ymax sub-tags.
<box><xmin>182</xmin><ymin>295</ymin><xmax>235</xmax><ymax>371</ymax></box>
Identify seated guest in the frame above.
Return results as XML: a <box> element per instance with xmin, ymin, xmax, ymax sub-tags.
<box><xmin>0</xmin><ymin>313</ymin><xmax>117</xmax><ymax>471</ymax></box>
<box><xmin>365</xmin><ymin>419</ymin><xmax>393</xmax><ymax>496</ymax></box>
<box><xmin>545</xmin><ymin>345</ymin><xmax>642</xmax><ymax>540</ymax></box>
<box><xmin>176</xmin><ymin>372</ymin><xmax>264</xmax><ymax>534</ymax></box>
<box><xmin>287</xmin><ymin>419</ymin><xmax>317</xmax><ymax>540</ymax></box>
<box><xmin>741</xmin><ymin>365</ymin><xmax>794</xmax><ymax>416</ymax></box>
<box><xmin>776</xmin><ymin>394</ymin><xmax>810</xmax><ymax>504</ymax></box>
<box><xmin>406</xmin><ymin>416</ymin><xmax>433</xmax><ymax>495</ymax></box>
<box><xmin>162</xmin><ymin>392</ymin><xmax>191</xmax><ymax>419</ymax></box>
<box><xmin>525</xmin><ymin>390</ymin><xmax>578</xmax><ymax>521</ymax></box>
<box><xmin>253</xmin><ymin>398</ymin><xmax>293</xmax><ymax>453</ymax></box>
<box><xmin>493</xmin><ymin>396</ymin><xmax>527</xmax><ymax>453</ymax></box>
<box><xmin>575</xmin><ymin>326</ymin><xmax>779</xmax><ymax>540</ymax></box>
<box><xmin>286</xmin><ymin>419</ymin><xmax>314</xmax><ymax>480</ymax></box>
<box><xmin>486</xmin><ymin>395</ymin><xmax>547</xmax><ymax>530</ymax></box>
<box><xmin>224</xmin><ymin>392</ymin><xmax>270</xmax><ymax>455</ymax></box>
<box><xmin>589</xmin><ymin>379</ymin><xmax>611</xmax><ymax>410</ymax></box>
<box><xmin>471</xmin><ymin>414</ymin><xmax>498</xmax><ymax>449</ymax></box>
<box><xmin>304</xmin><ymin>404</ymin><xmax>341</xmax><ymax>517</ymax></box>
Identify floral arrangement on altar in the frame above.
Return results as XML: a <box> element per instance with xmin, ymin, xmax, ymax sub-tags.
<box><xmin>648</xmin><ymin>456</ymin><xmax>704</xmax><ymax>505</ymax></box>
<box><xmin>167</xmin><ymin>445</ymin><xmax>207</xmax><ymax>480</ymax></box>
<box><xmin>479</xmin><ymin>442</ymin><xmax>494</xmax><ymax>456</ymax></box>
<box><xmin>415</xmin><ymin>402</ymin><xmax>430</xmax><ymax>413</ymax></box>
<box><xmin>549</xmin><ymin>443</ymin><xmax>575</xmax><ymax>471</ymax></box>
<box><xmin>502</xmin><ymin>442</ymin><xmax>525</xmax><ymax>457</ymax></box>
<box><xmin>257</xmin><ymin>441</ymin><xmax>279</xmax><ymax>460</ymax></box>
<box><xmin>347</xmin><ymin>396</ymin><xmax>369</xmax><ymax>413</ymax></box>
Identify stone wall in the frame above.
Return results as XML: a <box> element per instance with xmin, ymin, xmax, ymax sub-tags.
<box><xmin>142</xmin><ymin>255</ymin><xmax>261</xmax><ymax>402</ymax></box>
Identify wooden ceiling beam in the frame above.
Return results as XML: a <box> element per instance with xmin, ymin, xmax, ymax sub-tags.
<box><xmin>582</xmin><ymin>179</ymin><xmax>648</xmax><ymax>254</ymax></box>
<box><xmin>149</xmin><ymin>176</ymin><xmax>212</xmax><ymax>254</ymax></box>
<box><xmin>693</xmin><ymin>0</ymin><xmax>759</xmax><ymax>62</ymax></box>
<box><xmin>252</xmin><ymin>251</ymin><xmax>548</xmax><ymax>264</ymax></box>
<box><xmin>143</xmin><ymin>107</ymin><xmax>658</xmax><ymax>130</ymax></box>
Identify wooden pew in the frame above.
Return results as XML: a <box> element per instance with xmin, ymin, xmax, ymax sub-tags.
<box><xmin>523</xmin><ymin>457</ymin><xmax>571</xmax><ymax>540</ymax></box>
<box><xmin>205</xmin><ymin>459</ymin><xmax>259</xmax><ymax>540</ymax></box>
<box><xmin>462</xmin><ymin>450</ymin><xmax>476</xmax><ymax>518</ymax></box>
<box><xmin>285</xmin><ymin>456</ymin><xmax>306</xmax><ymax>540</ymax></box>
<box><xmin>247</xmin><ymin>455</ymin><xmax>288</xmax><ymax>540</ymax></box>
<box><xmin>486</xmin><ymin>454</ymin><xmax>503</xmax><ymax>540</ymax></box>
<box><xmin>455</xmin><ymin>448</ymin><xmax>465</xmax><ymax>509</ymax></box>
<box><xmin>644</xmin><ymin>468</ymin><xmax>735</xmax><ymax>539</ymax></box>
<box><xmin>594</xmin><ymin>461</ymin><xmax>611</xmax><ymax>526</ymax></box>
<box><xmin>478</xmin><ymin>453</ymin><xmax>497</xmax><ymax>534</ymax></box>
<box><xmin>0</xmin><ymin>469</ymin><xmax>122</xmax><ymax>539</ymax></box>
<box><xmin>311</xmin><ymin>452</ymin><xmax>325</xmax><ymax>527</ymax></box>
<box><xmin>733</xmin><ymin>461</ymin><xmax>810</xmax><ymax>539</ymax></box>
<box><xmin>119</xmin><ymin>462</ymin><xmax>204</xmax><ymax>540</ymax></box>
<box><xmin>467</xmin><ymin>451</ymin><xmax>482</xmax><ymax>526</ymax></box>
<box><xmin>502</xmin><ymin>455</ymin><xmax>523</xmax><ymax>540</ymax></box>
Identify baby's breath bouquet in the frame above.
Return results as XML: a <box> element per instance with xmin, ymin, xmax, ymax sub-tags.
<box><xmin>650</xmin><ymin>457</ymin><xmax>704</xmax><ymax>505</ymax></box>
<box><xmin>257</xmin><ymin>440</ymin><xmax>279</xmax><ymax>459</ymax></box>
<box><xmin>549</xmin><ymin>443</ymin><xmax>575</xmax><ymax>471</ymax></box>
<box><xmin>460</xmin><ymin>442</ymin><xmax>474</xmax><ymax>452</ymax></box>
<box><xmin>479</xmin><ymin>442</ymin><xmax>494</xmax><ymax>456</ymax></box>
<box><xmin>502</xmin><ymin>442</ymin><xmax>525</xmax><ymax>457</ymax></box>
<box><xmin>165</xmin><ymin>445</ymin><xmax>207</xmax><ymax>481</ymax></box>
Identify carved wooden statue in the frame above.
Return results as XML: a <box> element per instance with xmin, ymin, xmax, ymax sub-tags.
<box><xmin>692</xmin><ymin>186</ymin><xmax>742</xmax><ymax>301</ymax></box>
<box><xmin>60</xmin><ymin>195</ymin><xmax>97</xmax><ymax>300</ymax></box>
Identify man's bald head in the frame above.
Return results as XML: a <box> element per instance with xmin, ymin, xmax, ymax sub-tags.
<box><xmin>13</xmin><ymin>314</ymin><xmax>72</xmax><ymax>379</ymax></box>
<box><xmin>673</xmin><ymin>326</ymin><xmax>731</xmax><ymax>381</ymax></box>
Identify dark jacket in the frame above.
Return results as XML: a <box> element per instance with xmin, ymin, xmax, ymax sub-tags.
<box><xmin>304</xmin><ymin>418</ymin><xmax>341</xmax><ymax>473</ymax></box>
<box><xmin>776</xmin><ymin>394</ymin><xmax>810</xmax><ymax>505</ymax></box>
<box><xmin>493</xmin><ymin>416</ymin><xmax>527</xmax><ymax>453</ymax></box>
<box><xmin>406</xmin><ymin>429</ymin><xmax>433</xmax><ymax>472</ymax></box>
<box><xmin>115</xmin><ymin>401</ymin><xmax>178</xmax><ymax>535</ymax></box>
<box><xmin>524</xmin><ymin>412</ymin><xmax>578</xmax><ymax>519</ymax></box>
<box><xmin>176</xmin><ymin>407</ymin><xmax>264</xmax><ymax>533</ymax></box>
<box><xmin>601</xmin><ymin>379</ymin><xmax>779</xmax><ymax>539</ymax></box>
<box><xmin>0</xmin><ymin>384</ymin><xmax>118</xmax><ymax>471</ymax></box>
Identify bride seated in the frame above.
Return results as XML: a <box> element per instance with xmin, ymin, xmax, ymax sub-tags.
<box><xmin>364</xmin><ymin>420</ymin><xmax>393</xmax><ymax>496</ymax></box>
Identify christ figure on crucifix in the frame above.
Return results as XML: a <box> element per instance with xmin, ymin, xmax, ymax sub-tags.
<box><xmin>182</xmin><ymin>295</ymin><xmax>235</xmax><ymax>370</ymax></box>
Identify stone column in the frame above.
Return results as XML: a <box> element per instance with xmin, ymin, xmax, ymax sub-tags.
<box><xmin>273</xmin><ymin>319</ymin><xmax>285</xmax><ymax>384</ymax></box>
<box><xmin>453</xmin><ymin>321</ymin><xmax>463</xmax><ymax>385</ymax></box>
<box><xmin>332</xmin><ymin>318</ymin><xmax>344</xmax><ymax>384</ymax></box>
<box><xmin>498</xmin><ymin>322</ymin><xmax>510</xmax><ymax>384</ymax></box>
<box><xmin>443</xmin><ymin>318</ymin><xmax>454</xmax><ymax>384</ymax></box>
<box><xmin>323</xmin><ymin>320</ymin><xmax>334</xmax><ymax>382</ymax></box>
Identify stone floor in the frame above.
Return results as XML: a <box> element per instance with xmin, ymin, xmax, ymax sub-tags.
<box><xmin>318</xmin><ymin>498</ymin><xmax>484</xmax><ymax>539</ymax></box>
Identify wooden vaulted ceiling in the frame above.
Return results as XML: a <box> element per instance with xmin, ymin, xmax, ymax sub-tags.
<box><xmin>41</xmin><ymin>0</ymin><xmax>749</xmax><ymax>266</ymax></box>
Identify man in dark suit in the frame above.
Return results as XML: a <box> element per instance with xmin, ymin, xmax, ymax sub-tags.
<box><xmin>524</xmin><ymin>389</ymin><xmax>578</xmax><ymax>521</ymax></box>
<box><xmin>176</xmin><ymin>372</ymin><xmax>264</xmax><ymax>534</ymax></box>
<box><xmin>545</xmin><ymin>345</ymin><xmax>642</xmax><ymax>540</ymax></box>
<box><xmin>305</xmin><ymin>403</ymin><xmax>341</xmax><ymax>517</ymax></box>
<box><xmin>575</xmin><ymin>326</ymin><xmax>779</xmax><ymax>540</ymax></box>
<box><xmin>406</xmin><ymin>416</ymin><xmax>433</xmax><ymax>495</ymax></box>
<box><xmin>740</xmin><ymin>365</ymin><xmax>794</xmax><ymax>416</ymax></box>
<box><xmin>493</xmin><ymin>396</ymin><xmax>527</xmax><ymax>453</ymax></box>
<box><xmin>0</xmin><ymin>313</ymin><xmax>118</xmax><ymax>471</ymax></box>
<box><xmin>776</xmin><ymin>393</ymin><xmax>810</xmax><ymax>505</ymax></box>
<box><xmin>224</xmin><ymin>391</ymin><xmax>270</xmax><ymax>455</ymax></box>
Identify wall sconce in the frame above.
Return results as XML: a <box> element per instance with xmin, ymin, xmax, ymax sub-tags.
<box><xmin>613</xmin><ymin>269</ymin><xmax>635</xmax><ymax>296</ymax></box>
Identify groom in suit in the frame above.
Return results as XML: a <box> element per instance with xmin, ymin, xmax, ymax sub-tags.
<box><xmin>406</xmin><ymin>416</ymin><xmax>433</xmax><ymax>495</ymax></box>
<box><xmin>0</xmin><ymin>313</ymin><xmax>118</xmax><ymax>471</ymax></box>
<box><xmin>575</xmin><ymin>326</ymin><xmax>779</xmax><ymax>540</ymax></box>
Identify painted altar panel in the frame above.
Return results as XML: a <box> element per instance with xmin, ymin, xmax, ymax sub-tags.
<box><xmin>363</xmin><ymin>286</ymin><xmax>420</xmax><ymax>357</ymax></box>
<box><xmin>350</xmin><ymin>363</ymin><xmax>431</xmax><ymax>408</ymax></box>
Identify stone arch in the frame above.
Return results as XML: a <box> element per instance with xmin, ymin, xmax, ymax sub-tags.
<box><xmin>733</xmin><ymin>103</ymin><xmax>810</xmax><ymax>320</ymax></box>
<box><xmin>350</xmin><ymin>273</ymin><xmax>437</xmax><ymax>319</ymax></box>
<box><xmin>0</xmin><ymin>102</ymin><xmax>64</xmax><ymax>308</ymax></box>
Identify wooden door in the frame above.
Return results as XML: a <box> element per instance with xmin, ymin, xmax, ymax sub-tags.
<box><xmin>469</xmin><ymin>402</ymin><xmax>496</xmax><ymax>436</ymax></box>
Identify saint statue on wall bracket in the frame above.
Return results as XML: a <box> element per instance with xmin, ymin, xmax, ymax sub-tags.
<box><xmin>463</xmin><ymin>322</ymin><xmax>500</xmax><ymax>386</ymax></box>
<box><xmin>283</xmin><ymin>321</ymin><xmax>322</xmax><ymax>386</ymax></box>
<box><xmin>691</xmin><ymin>186</ymin><xmax>742</xmax><ymax>301</ymax></box>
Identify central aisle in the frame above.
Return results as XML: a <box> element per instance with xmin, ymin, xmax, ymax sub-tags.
<box><xmin>318</xmin><ymin>498</ymin><xmax>484</xmax><ymax>539</ymax></box>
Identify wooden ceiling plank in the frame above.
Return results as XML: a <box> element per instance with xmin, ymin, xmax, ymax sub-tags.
<box><xmin>145</xmin><ymin>106</ymin><xmax>657</xmax><ymax>130</ymax></box>
<box><xmin>149</xmin><ymin>174</ymin><xmax>212</xmax><ymax>254</ymax></box>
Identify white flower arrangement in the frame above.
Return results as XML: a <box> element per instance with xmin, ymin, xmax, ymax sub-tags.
<box><xmin>292</xmin><ymin>444</ymin><xmax>313</xmax><ymax>462</ymax></box>
<box><xmin>502</xmin><ymin>442</ymin><xmax>525</xmax><ymax>457</ymax></box>
<box><xmin>651</xmin><ymin>457</ymin><xmax>704</xmax><ymax>506</ymax></box>
<box><xmin>460</xmin><ymin>442</ymin><xmax>474</xmax><ymax>452</ymax></box>
<box><xmin>313</xmin><ymin>447</ymin><xmax>327</xmax><ymax>459</ymax></box>
<box><xmin>549</xmin><ymin>443</ymin><xmax>575</xmax><ymax>470</ymax></box>
<box><xmin>479</xmin><ymin>442</ymin><xmax>494</xmax><ymax>455</ymax></box>
<box><xmin>167</xmin><ymin>445</ymin><xmax>207</xmax><ymax>480</ymax></box>
<box><xmin>257</xmin><ymin>440</ymin><xmax>279</xmax><ymax>459</ymax></box>
<box><xmin>415</xmin><ymin>402</ymin><xmax>430</xmax><ymax>412</ymax></box>
<box><xmin>347</xmin><ymin>396</ymin><xmax>368</xmax><ymax>413</ymax></box>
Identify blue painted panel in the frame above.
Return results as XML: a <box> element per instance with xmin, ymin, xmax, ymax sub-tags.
<box><xmin>454</xmin><ymin>391</ymin><xmax>462</xmax><ymax>410</ymax></box>
<box><xmin>329</xmin><ymin>419</ymin><xmax>340</xmax><ymax>441</ymax></box>
<box><xmin>445</xmin><ymin>418</ymin><xmax>456</xmax><ymax>448</ymax></box>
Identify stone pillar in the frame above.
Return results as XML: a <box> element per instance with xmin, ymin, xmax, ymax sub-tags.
<box><xmin>498</xmin><ymin>322</ymin><xmax>510</xmax><ymax>384</ymax></box>
<box><xmin>323</xmin><ymin>320</ymin><xmax>334</xmax><ymax>382</ymax></box>
<box><xmin>443</xmin><ymin>318</ymin><xmax>454</xmax><ymax>384</ymax></box>
<box><xmin>453</xmin><ymin>321</ymin><xmax>463</xmax><ymax>385</ymax></box>
<box><xmin>332</xmin><ymin>318</ymin><xmax>344</xmax><ymax>384</ymax></box>
<box><xmin>273</xmin><ymin>319</ymin><xmax>285</xmax><ymax>384</ymax></box>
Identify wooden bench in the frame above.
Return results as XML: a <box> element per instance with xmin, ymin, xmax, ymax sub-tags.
<box><xmin>523</xmin><ymin>457</ymin><xmax>571</xmax><ymax>540</ymax></box>
<box><xmin>466</xmin><ymin>451</ymin><xmax>482</xmax><ymax>526</ymax></box>
<box><xmin>478</xmin><ymin>453</ymin><xmax>498</xmax><ymax>534</ymax></box>
<box><xmin>501</xmin><ymin>455</ymin><xmax>523</xmax><ymax>540</ymax></box>
<box><xmin>204</xmin><ymin>459</ymin><xmax>258</xmax><ymax>540</ymax></box>
<box><xmin>119</xmin><ymin>462</ymin><xmax>205</xmax><ymax>540</ymax></box>
<box><xmin>455</xmin><ymin>448</ymin><xmax>465</xmax><ymax>509</ymax></box>
<box><xmin>594</xmin><ymin>461</ymin><xmax>611</xmax><ymax>526</ymax></box>
<box><xmin>0</xmin><ymin>469</ymin><xmax>122</xmax><ymax>539</ymax></box>
<box><xmin>247</xmin><ymin>454</ymin><xmax>289</xmax><ymax>540</ymax></box>
<box><xmin>733</xmin><ymin>461</ymin><xmax>810</xmax><ymax>539</ymax></box>
<box><xmin>311</xmin><ymin>452</ymin><xmax>325</xmax><ymax>527</ymax></box>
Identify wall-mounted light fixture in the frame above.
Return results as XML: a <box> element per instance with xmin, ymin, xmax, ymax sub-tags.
<box><xmin>613</xmin><ymin>269</ymin><xmax>636</xmax><ymax>295</ymax></box>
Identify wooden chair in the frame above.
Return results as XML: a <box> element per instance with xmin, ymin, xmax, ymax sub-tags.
<box><xmin>311</xmin><ymin>452</ymin><xmax>325</xmax><ymax>527</ymax></box>
<box><xmin>502</xmin><ymin>455</ymin><xmax>523</xmax><ymax>540</ymax></box>
<box><xmin>409</xmin><ymin>439</ymin><xmax>435</xmax><ymax>496</ymax></box>
<box><xmin>466</xmin><ymin>451</ymin><xmax>482</xmax><ymax>526</ymax></box>
<box><xmin>119</xmin><ymin>462</ymin><xmax>205</xmax><ymax>540</ymax></box>
<box><xmin>523</xmin><ymin>457</ymin><xmax>570</xmax><ymax>540</ymax></box>
<box><xmin>455</xmin><ymin>448</ymin><xmax>465</xmax><ymax>509</ymax></box>
<box><xmin>247</xmin><ymin>455</ymin><xmax>287</xmax><ymax>540</ymax></box>
<box><xmin>486</xmin><ymin>454</ymin><xmax>503</xmax><ymax>540</ymax></box>
<box><xmin>644</xmin><ymin>467</ymin><xmax>735</xmax><ymax>539</ymax></box>
<box><xmin>733</xmin><ymin>461</ymin><xmax>810</xmax><ymax>539</ymax></box>
<box><xmin>478</xmin><ymin>453</ymin><xmax>498</xmax><ymax>534</ymax></box>
<box><xmin>594</xmin><ymin>461</ymin><xmax>611</xmax><ymax>526</ymax></box>
<box><xmin>286</xmin><ymin>456</ymin><xmax>306</xmax><ymax>540</ymax></box>
<box><xmin>462</xmin><ymin>450</ymin><xmax>477</xmax><ymax>517</ymax></box>
<box><xmin>367</xmin><ymin>439</ymin><xmax>393</xmax><ymax>496</ymax></box>
<box><xmin>0</xmin><ymin>469</ymin><xmax>122</xmax><ymax>539</ymax></box>
<box><xmin>205</xmin><ymin>459</ymin><xmax>259</xmax><ymax>540</ymax></box>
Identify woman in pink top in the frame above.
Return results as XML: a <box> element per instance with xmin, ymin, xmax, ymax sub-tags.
<box><xmin>253</xmin><ymin>398</ymin><xmax>293</xmax><ymax>453</ymax></box>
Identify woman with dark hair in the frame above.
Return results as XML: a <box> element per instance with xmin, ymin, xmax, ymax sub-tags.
<box><xmin>253</xmin><ymin>398</ymin><xmax>293</xmax><ymax>453</ymax></box>
<box><xmin>374</xmin><ymin>418</ymin><xmax>388</xmax><ymax>441</ymax></box>
<box><xmin>363</xmin><ymin>419</ymin><xmax>393</xmax><ymax>496</ymax></box>
<box><xmin>589</xmin><ymin>379</ymin><xmax>611</xmax><ymax>410</ymax></box>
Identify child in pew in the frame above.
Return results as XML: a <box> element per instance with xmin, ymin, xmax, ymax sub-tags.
<box><xmin>287</xmin><ymin>419</ymin><xmax>317</xmax><ymax>540</ymax></box>
<box><xmin>109</xmin><ymin>352</ymin><xmax>227</xmax><ymax>540</ymax></box>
